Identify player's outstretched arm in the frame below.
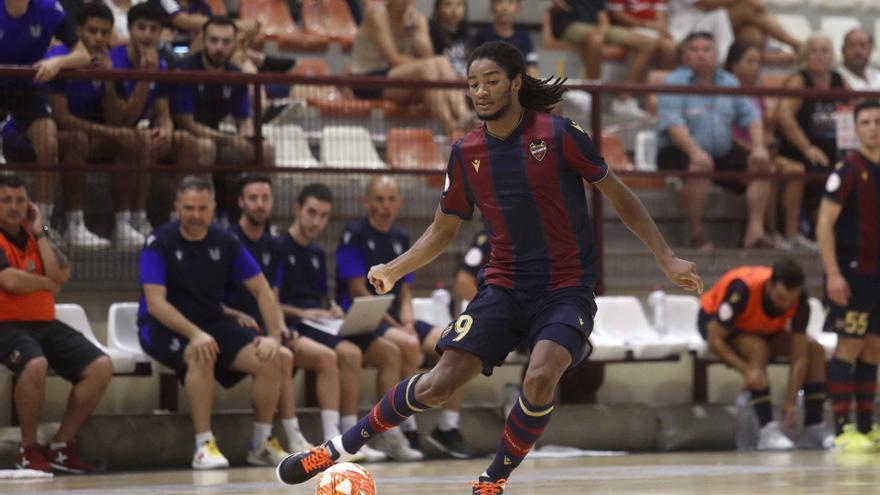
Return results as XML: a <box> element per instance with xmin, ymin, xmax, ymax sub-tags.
<box><xmin>368</xmin><ymin>206</ymin><xmax>462</xmax><ymax>294</ymax></box>
<box><xmin>595</xmin><ymin>170</ymin><xmax>704</xmax><ymax>293</ymax></box>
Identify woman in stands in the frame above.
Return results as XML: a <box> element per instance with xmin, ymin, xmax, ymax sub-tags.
<box><xmin>350</xmin><ymin>0</ymin><xmax>472</xmax><ymax>135</ymax></box>
<box><xmin>725</xmin><ymin>40</ymin><xmax>782</xmax><ymax>248</ymax></box>
<box><xmin>774</xmin><ymin>34</ymin><xmax>850</xmax><ymax>251</ymax></box>
<box><xmin>429</xmin><ymin>0</ymin><xmax>471</xmax><ymax>77</ymax></box>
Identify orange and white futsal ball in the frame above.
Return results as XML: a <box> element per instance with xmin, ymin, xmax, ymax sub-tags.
<box><xmin>315</xmin><ymin>462</ymin><xmax>377</xmax><ymax>495</ymax></box>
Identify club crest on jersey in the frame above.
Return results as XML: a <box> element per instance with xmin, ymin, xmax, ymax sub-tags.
<box><xmin>262</xmin><ymin>252</ymin><xmax>271</xmax><ymax>266</ymax></box>
<box><xmin>529</xmin><ymin>140</ymin><xmax>547</xmax><ymax>162</ymax></box>
<box><xmin>209</xmin><ymin>247</ymin><xmax>221</xmax><ymax>261</ymax></box>
<box><xmin>30</xmin><ymin>24</ymin><xmax>42</xmax><ymax>38</ymax></box>
<box><xmin>471</xmin><ymin>159</ymin><xmax>480</xmax><ymax>173</ymax></box>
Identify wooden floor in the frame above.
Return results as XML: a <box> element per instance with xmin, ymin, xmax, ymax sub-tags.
<box><xmin>3</xmin><ymin>451</ymin><xmax>880</xmax><ymax>494</ymax></box>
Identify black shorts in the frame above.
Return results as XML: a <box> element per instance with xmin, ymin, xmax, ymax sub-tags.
<box><xmin>292</xmin><ymin>319</ymin><xmax>378</xmax><ymax>354</ymax></box>
<box><xmin>437</xmin><ymin>285</ymin><xmax>596</xmax><ymax>376</ymax></box>
<box><xmin>352</xmin><ymin>69</ymin><xmax>391</xmax><ymax>100</ymax></box>
<box><xmin>0</xmin><ymin>320</ymin><xmax>107</xmax><ymax>383</ymax></box>
<box><xmin>824</xmin><ymin>271</ymin><xmax>880</xmax><ymax>338</ymax></box>
<box><xmin>697</xmin><ymin>309</ymin><xmax>779</xmax><ymax>342</ymax></box>
<box><xmin>376</xmin><ymin>319</ymin><xmax>434</xmax><ymax>342</ymax></box>
<box><xmin>138</xmin><ymin>318</ymin><xmax>259</xmax><ymax>388</ymax></box>
<box><xmin>657</xmin><ymin>146</ymin><xmax>749</xmax><ymax>193</ymax></box>
<box><xmin>0</xmin><ymin>82</ymin><xmax>52</xmax><ymax>133</ymax></box>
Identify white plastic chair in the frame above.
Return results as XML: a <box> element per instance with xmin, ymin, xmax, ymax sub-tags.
<box><xmin>663</xmin><ymin>295</ymin><xmax>705</xmax><ymax>352</ymax></box>
<box><xmin>820</xmin><ymin>16</ymin><xmax>862</xmax><ymax>62</ymax></box>
<box><xmin>55</xmin><ymin>304</ymin><xmax>139</xmax><ymax>373</ymax></box>
<box><xmin>811</xmin><ymin>0</ymin><xmax>861</xmax><ymax>10</ymax></box>
<box><xmin>412</xmin><ymin>297</ymin><xmax>452</xmax><ymax>328</ymax></box>
<box><xmin>595</xmin><ymin>296</ymin><xmax>689</xmax><ymax>359</ymax></box>
<box><xmin>107</xmin><ymin>302</ymin><xmax>168</xmax><ymax>371</ymax></box>
<box><xmin>262</xmin><ymin>124</ymin><xmax>319</xmax><ymax>168</ymax></box>
<box><xmin>320</xmin><ymin>126</ymin><xmax>387</xmax><ymax>169</ymax></box>
<box><xmin>806</xmin><ymin>297</ymin><xmax>837</xmax><ymax>358</ymax></box>
<box><xmin>634</xmin><ymin>130</ymin><xmax>657</xmax><ymax>172</ymax></box>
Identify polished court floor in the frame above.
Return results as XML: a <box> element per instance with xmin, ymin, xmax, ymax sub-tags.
<box><xmin>2</xmin><ymin>451</ymin><xmax>879</xmax><ymax>494</ymax></box>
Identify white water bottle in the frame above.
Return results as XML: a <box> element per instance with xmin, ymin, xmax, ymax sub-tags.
<box><xmin>647</xmin><ymin>285</ymin><xmax>667</xmax><ymax>335</ymax></box>
<box><xmin>431</xmin><ymin>284</ymin><xmax>452</xmax><ymax>324</ymax></box>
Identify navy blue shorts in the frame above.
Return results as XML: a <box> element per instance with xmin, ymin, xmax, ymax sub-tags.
<box><xmin>824</xmin><ymin>271</ymin><xmax>880</xmax><ymax>338</ymax></box>
<box><xmin>292</xmin><ymin>319</ymin><xmax>379</xmax><ymax>354</ymax></box>
<box><xmin>437</xmin><ymin>285</ymin><xmax>596</xmax><ymax>376</ymax></box>
<box><xmin>139</xmin><ymin>318</ymin><xmax>259</xmax><ymax>388</ymax></box>
<box><xmin>376</xmin><ymin>319</ymin><xmax>435</xmax><ymax>342</ymax></box>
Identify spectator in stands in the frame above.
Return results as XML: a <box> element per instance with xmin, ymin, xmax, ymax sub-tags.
<box><xmin>336</xmin><ymin>176</ymin><xmax>472</xmax><ymax>460</ymax></box>
<box><xmin>429</xmin><ymin>0</ymin><xmax>470</xmax><ymax>77</ymax></box>
<box><xmin>0</xmin><ymin>0</ymin><xmax>95</xmax><ymax>245</ymax></box>
<box><xmin>722</xmin><ymin>0</ymin><xmax>801</xmax><ymax>55</ymax></box>
<box><xmin>47</xmin><ymin>2</ymin><xmax>152</xmax><ymax>250</ymax></box>
<box><xmin>350</xmin><ymin>0</ymin><xmax>471</xmax><ymax>135</ymax></box>
<box><xmin>172</xmin><ymin>16</ymin><xmax>275</xmax><ymax>222</ymax></box>
<box><xmin>221</xmin><ymin>177</ymin><xmax>331</xmax><ymax>455</ymax></box>
<box><xmin>774</xmin><ymin>34</ymin><xmax>848</xmax><ymax>251</ymax></box>
<box><xmin>698</xmin><ymin>260</ymin><xmax>832</xmax><ymax>450</ymax></box>
<box><xmin>275</xmin><ymin>182</ymin><xmax>389</xmax><ymax>462</ymax></box>
<box><xmin>840</xmin><ymin>29</ymin><xmax>880</xmax><ymax>91</ymax></box>
<box><xmin>138</xmin><ymin>176</ymin><xmax>292</xmax><ymax>469</ymax></box>
<box><xmin>656</xmin><ymin>31</ymin><xmax>771</xmax><ymax>251</ymax></box>
<box><xmin>0</xmin><ymin>175</ymin><xmax>113</xmax><ymax>473</ymax></box>
<box><xmin>665</xmin><ymin>0</ymin><xmax>733</xmax><ymax>64</ymax></box>
<box><xmin>724</xmin><ymin>40</ymin><xmax>781</xmax><ymax>248</ymax></box>
<box><xmin>105</xmin><ymin>4</ymin><xmax>214</xmax><ymax>198</ymax></box>
<box><xmin>549</xmin><ymin>0</ymin><xmax>654</xmax><ymax>118</ymax></box>
<box><xmin>607</xmin><ymin>0</ymin><xmax>677</xmax><ymax>69</ymax></box>
<box><xmin>452</xmin><ymin>228</ymin><xmax>491</xmax><ymax>307</ymax></box>
<box><xmin>474</xmin><ymin>0</ymin><xmax>540</xmax><ymax>78</ymax></box>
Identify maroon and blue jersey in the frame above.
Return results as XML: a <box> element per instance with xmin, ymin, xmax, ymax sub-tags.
<box><xmin>823</xmin><ymin>151</ymin><xmax>880</xmax><ymax>276</ymax></box>
<box><xmin>440</xmin><ymin>111</ymin><xmax>608</xmax><ymax>292</ymax></box>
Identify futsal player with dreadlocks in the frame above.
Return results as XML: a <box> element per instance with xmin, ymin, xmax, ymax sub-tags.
<box><xmin>278</xmin><ymin>40</ymin><xmax>704</xmax><ymax>494</ymax></box>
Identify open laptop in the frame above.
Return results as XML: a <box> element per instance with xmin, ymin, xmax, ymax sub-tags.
<box><xmin>302</xmin><ymin>295</ymin><xmax>395</xmax><ymax>336</ymax></box>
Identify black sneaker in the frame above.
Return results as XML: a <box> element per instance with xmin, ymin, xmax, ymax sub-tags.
<box><xmin>403</xmin><ymin>429</ymin><xmax>421</xmax><ymax>451</ymax></box>
<box><xmin>472</xmin><ymin>475</ymin><xmax>506</xmax><ymax>494</ymax></box>
<box><xmin>276</xmin><ymin>444</ymin><xmax>336</xmax><ymax>485</ymax></box>
<box><xmin>426</xmin><ymin>427</ymin><xmax>473</xmax><ymax>459</ymax></box>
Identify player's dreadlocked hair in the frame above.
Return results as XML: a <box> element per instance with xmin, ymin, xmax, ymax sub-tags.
<box><xmin>466</xmin><ymin>41</ymin><xmax>566</xmax><ymax>113</ymax></box>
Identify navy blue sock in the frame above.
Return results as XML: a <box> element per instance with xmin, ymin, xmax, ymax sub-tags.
<box><xmin>802</xmin><ymin>382</ymin><xmax>826</xmax><ymax>427</ymax></box>
<box><xmin>854</xmin><ymin>360</ymin><xmax>878</xmax><ymax>434</ymax></box>
<box><xmin>750</xmin><ymin>388</ymin><xmax>773</xmax><ymax>427</ymax></box>
<box><xmin>485</xmin><ymin>394</ymin><xmax>554</xmax><ymax>482</ymax></box>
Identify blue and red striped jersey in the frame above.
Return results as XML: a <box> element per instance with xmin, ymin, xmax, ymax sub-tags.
<box><xmin>823</xmin><ymin>151</ymin><xmax>880</xmax><ymax>275</ymax></box>
<box><xmin>440</xmin><ymin>111</ymin><xmax>608</xmax><ymax>292</ymax></box>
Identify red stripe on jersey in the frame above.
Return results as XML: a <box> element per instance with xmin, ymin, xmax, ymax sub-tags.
<box><xmin>852</xmin><ymin>154</ymin><xmax>879</xmax><ymax>273</ymax></box>
<box><xmin>522</xmin><ymin>113</ymin><xmax>584</xmax><ymax>289</ymax></box>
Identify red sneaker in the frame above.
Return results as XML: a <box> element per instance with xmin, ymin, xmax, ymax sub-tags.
<box><xmin>15</xmin><ymin>444</ymin><xmax>52</xmax><ymax>472</ymax></box>
<box><xmin>46</xmin><ymin>443</ymin><xmax>94</xmax><ymax>474</ymax></box>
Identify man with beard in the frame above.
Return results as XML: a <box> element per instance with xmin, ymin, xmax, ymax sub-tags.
<box><xmin>46</xmin><ymin>2</ymin><xmax>150</xmax><ymax>249</ymax></box>
<box><xmin>222</xmin><ymin>176</ymin><xmax>347</xmax><ymax>456</ymax></box>
<box><xmin>171</xmin><ymin>15</ymin><xmax>274</xmax><ymax>221</ymax></box>
<box><xmin>138</xmin><ymin>176</ymin><xmax>292</xmax><ymax>469</ymax></box>
<box><xmin>839</xmin><ymin>29</ymin><xmax>880</xmax><ymax>91</ymax></box>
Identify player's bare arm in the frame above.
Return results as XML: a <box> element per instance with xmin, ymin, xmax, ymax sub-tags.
<box><xmin>595</xmin><ymin>170</ymin><xmax>704</xmax><ymax>293</ymax></box>
<box><xmin>816</xmin><ymin>198</ymin><xmax>850</xmax><ymax>306</ymax></box>
<box><xmin>369</xmin><ymin>206</ymin><xmax>462</xmax><ymax>294</ymax></box>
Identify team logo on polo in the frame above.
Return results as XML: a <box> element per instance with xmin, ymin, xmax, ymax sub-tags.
<box><xmin>262</xmin><ymin>252</ymin><xmax>271</xmax><ymax>266</ymax></box>
<box><xmin>30</xmin><ymin>25</ymin><xmax>42</xmax><ymax>38</ymax></box>
<box><xmin>311</xmin><ymin>256</ymin><xmax>320</xmax><ymax>269</ymax></box>
<box><xmin>209</xmin><ymin>248</ymin><xmax>221</xmax><ymax>261</ymax></box>
<box><xmin>529</xmin><ymin>140</ymin><xmax>547</xmax><ymax>162</ymax></box>
<box><xmin>175</xmin><ymin>249</ymin><xmax>183</xmax><ymax>261</ymax></box>
<box><xmin>288</xmin><ymin>255</ymin><xmax>296</xmax><ymax>266</ymax></box>
<box><xmin>392</xmin><ymin>242</ymin><xmax>402</xmax><ymax>255</ymax></box>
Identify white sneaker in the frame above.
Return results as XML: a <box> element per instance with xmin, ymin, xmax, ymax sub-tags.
<box><xmin>64</xmin><ymin>222</ymin><xmax>110</xmax><ymax>250</ymax></box>
<box><xmin>757</xmin><ymin>421</ymin><xmax>795</xmax><ymax>451</ymax></box>
<box><xmin>611</xmin><ymin>97</ymin><xmax>650</xmax><ymax>119</ymax></box>
<box><xmin>368</xmin><ymin>428</ymin><xmax>424</xmax><ymax>462</ymax></box>
<box><xmin>131</xmin><ymin>217</ymin><xmax>153</xmax><ymax>237</ymax></box>
<box><xmin>797</xmin><ymin>424</ymin><xmax>835</xmax><ymax>450</ymax></box>
<box><xmin>780</xmin><ymin>234</ymin><xmax>818</xmax><ymax>252</ymax></box>
<box><xmin>192</xmin><ymin>439</ymin><xmax>230</xmax><ymax>469</ymax></box>
<box><xmin>357</xmin><ymin>444</ymin><xmax>388</xmax><ymax>463</ymax></box>
<box><xmin>113</xmin><ymin>221</ymin><xmax>146</xmax><ymax>250</ymax></box>
<box><xmin>247</xmin><ymin>437</ymin><xmax>290</xmax><ymax>466</ymax></box>
<box><xmin>287</xmin><ymin>428</ymin><xmax>314</xmax><ymax>453</ymax></box>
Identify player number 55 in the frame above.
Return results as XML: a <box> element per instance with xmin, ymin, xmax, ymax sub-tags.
<box><xmin>452</xmin><ymin>314</ymin><xmax>474</xmax><ymax>342</ymax></box>
<box><xmin>844</xmin><ymin>311</ymin><xmax>869</xmax><ymax>336</ymax></box>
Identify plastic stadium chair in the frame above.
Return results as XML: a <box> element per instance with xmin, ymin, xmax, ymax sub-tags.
<box><xmin>811</xmin><ymin>0</ymin><xmax>861</xmax><ymax>10</ymax></box>
<box><xmin>106</xmin><ymin>302</ymin><xmax>162</xmax><ymax>369</ymax></box>
<box><xmin>806</xmin><ymin>297</ymin><xmax>837</xmax><ymax>358</ymax></box>
<box><xmin>412</xmin><ymin>297</ymin><xmax>452</xmax><ymax>328</ymax></box>
<box><xmin>239</xmin><ymin>0</ymin><xmax>329</xmax><ymax>51</ymax></box>
<box><xmin>56</xmin><ymin>304</ymin><xmax>139</xmax><ymax>373</ymax></box>
<box><xmin>774</xmin><ymin>14</ymin><xmax>812</xmax><ymax>45</ymax></box>
<box><xmin>206</xmin><ymin>0</ymin><xmax>227</xmax><ymax>16</ymax></box>
<box><xmin>820</xmin><ymin>16</ymin><xmax>862</xmax><ymax>62</ymax></box>
<box><xmin>595</xmin><ymin>296</ymin><xmax>689</xmax><ymax>359</ymax></box>
<box><xmin>662</xmin><ymin>295</ymin><xmax>705</xmax><ymax>353</ymax></box>
<box><xmin>320</xmin><ymin>126</ymin><xmax>387</xmax><ymax>169</ymax></box>
<box><xmin>262</xmin><ymin>124</ymin><xmax>319</xmax><ymax>167</ymax></box>
<box><xmin>386</xmin><ymin>128</ymin><xmax>444</xmax><ymax>171</ymax></box>
<box><xmin>589</xmin><ymin>297</ymin><xmax>639</xmax><ymax>361</ymax></box>
<box><xmin>301</xmin><ymin>0</ymin><xmax>358</xmax><ymax>50</ymax></box>
<box><xmin>290</xmin><ymin>58</ymin><xmax>345</xmax><ymax>105</ymax></box>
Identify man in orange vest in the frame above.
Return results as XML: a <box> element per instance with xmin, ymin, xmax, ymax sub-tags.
<box><xmin>0</xmin><ymin>175</ymin><xmax>112</xmax><ymax>473</ymax></box>
<box><xmin>699</xmin><ymin>259</ymin><xmax>831</xmax><ymax>450</ymax></box>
